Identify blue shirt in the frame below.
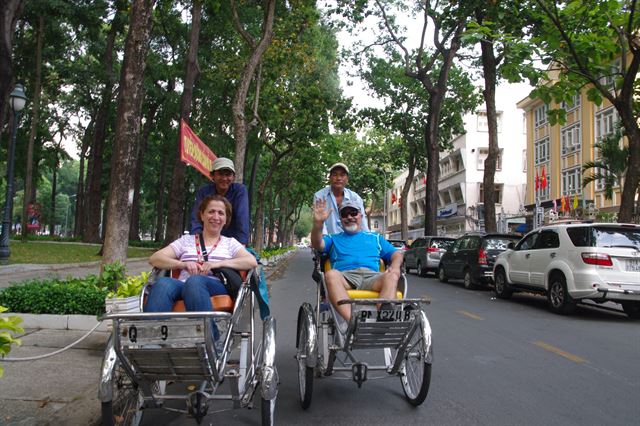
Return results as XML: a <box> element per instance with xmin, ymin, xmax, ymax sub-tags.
<box><xmin>322</xmin><ymin>231</ymin><xmax>397</xmax><ymax>272</ymax></box>
<box><xmin>190</xmin><ymin>182</ymin><xmax>250</xmax><ymax>245</ymax></box>
<box><xmin>313</xmin><ymin>186</ymin><xmax>368</xmax><ymax>235</ymax></box>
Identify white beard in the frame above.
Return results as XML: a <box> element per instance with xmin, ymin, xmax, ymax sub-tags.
<box><xmin>343</xmin><ymin>223</ymin><xmax>359</xmax><ymax>234</ymax></box>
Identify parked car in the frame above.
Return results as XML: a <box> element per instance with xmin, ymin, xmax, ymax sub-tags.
<box><xmin>438</xmin><ymin>233</ymin><xmax>520</xmax><ymax>289</ymax></box>
<box><xmin>388</xmin><ymin>239</ymin><xmax>408</xmax><ymax>251</ymax></box>
<box><xmin>404</xmin><ymin>236</ymin><xmax>455</xmax><ymax>276</ymax></box>
<box><xmin>493</xmin><ymin>222</ymin><xmax>640</xmax><ymax>318</ymax></box>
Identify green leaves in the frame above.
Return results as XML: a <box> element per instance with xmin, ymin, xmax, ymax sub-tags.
<box><xmin>0</xmin><ymin>279</ymin><xmax>109</xmax><ymax>316</ymax></box>
<box><xmin>0</xmin><ymin>305</ymin><xmax>24</xmax><ymax>378</ymax></box>
<box><xmin>106</xmin><ymin>271</ymin><xmax>150</xmax><ymax>299</ymax></box>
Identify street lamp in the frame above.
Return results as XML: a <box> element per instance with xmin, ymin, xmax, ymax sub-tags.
<box><xmin>0</xmin><ymin>84</ymin><xmax>28</xmax><ymax>264</ymax></box>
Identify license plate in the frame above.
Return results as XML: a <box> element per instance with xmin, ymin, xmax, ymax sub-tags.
<box><xmin>120</xmin><ymin>320</ymin><xmax>205</xmax><ymax>345</ymax></box>
<box><xmin>358</xmin><ymin>309</ymin><xmax>412</xmax><ymax>322</ymax></box>
<box><xmin>626</xmin><ymin>259</ymin><xmax>640</xmax><ymax>272</ymax></box>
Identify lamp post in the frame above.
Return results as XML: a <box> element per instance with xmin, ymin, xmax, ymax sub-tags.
<box><xmin>0</xmin><ymin>84</ymin><xmax>28</xmax><ymax>264</ymax></box>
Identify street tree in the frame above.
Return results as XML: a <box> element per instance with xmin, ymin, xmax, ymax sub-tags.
<box><xmin>335</xmin><ymin>0</ymin><xmax>474</xmax><ymax>235</ymax></box>
<box><xmin>463</xmin><ymin>0</ymin><xmax>530</xmax><ymax>232</ymax></box>
<box><xmin>102</xmin><ymin>0</ymin><xmax>155</xmax><ymax>266</ymax></box>
<box><xmin>525</xmin><ymin>0</ymin><xmax>640</xmax><ymax>222</ymax></box>
<box><xmin>230</xmin><ymin>0</ymin><xmax>276</xmax><ymax>182</ymax></box>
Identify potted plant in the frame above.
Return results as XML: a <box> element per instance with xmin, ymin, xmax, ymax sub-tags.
<box><xmin>102</xmin><ymin>262</ymin><xmax>149</xmax><ymax>314</ymax></box>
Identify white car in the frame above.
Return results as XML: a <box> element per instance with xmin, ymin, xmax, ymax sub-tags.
<box><xmin>493</xmin><ymin>222</ymin><xmax>640</xmax><ymax>318</ymax></box>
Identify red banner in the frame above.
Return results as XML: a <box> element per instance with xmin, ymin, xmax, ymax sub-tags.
<box><xmin>180</xmin><ymin>119</ymin><xmax>216</xmax><ymax>180</ymax></box>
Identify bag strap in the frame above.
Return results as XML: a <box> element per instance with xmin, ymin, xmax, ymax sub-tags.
<box><xmin>197</xmin><ymin>233</ymin><xmax>208</xmax><ymax>261</ymax></box>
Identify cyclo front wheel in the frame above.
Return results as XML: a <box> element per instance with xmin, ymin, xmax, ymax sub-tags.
<box><xmin>296</xmin><ymin>305</ymin><xmax>314</xmax><ymax>409</ymax></box>
<box><xmin>260</xmin><ymin>316</ymin><xmax>278</xmax><ymax>426</ymax></box>
<box><xmin>399</xmin><ymin>313</ymin><xmax>432</xmax><ymax>406</ymax></box>
<box><xmin>101</xmin><ymin>359</ymin><xmax>144</xmax><ymax>426</ymax></box>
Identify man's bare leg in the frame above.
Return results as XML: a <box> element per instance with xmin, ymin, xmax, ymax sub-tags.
<box><xmin>325</xmin><ymin>269</ymin><xmax>352</xmax><ymax>321</ymax></box>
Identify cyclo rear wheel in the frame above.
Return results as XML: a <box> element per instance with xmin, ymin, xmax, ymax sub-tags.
<box><xmin>296</xmin><ymin>307</ymin><xmax>314</xmax><ymax>409</ymax></box>
<box><xmin>399</xmin><ymin>315</ymin><xmax>432</xmax><ymax>406</ymax></box>
<box><xmin>101</xmin><ymin>359</ymin><xmax>144</xmax><ymax>426</ymax></box>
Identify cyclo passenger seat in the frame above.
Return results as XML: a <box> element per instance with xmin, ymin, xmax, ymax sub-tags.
<box><xmin>145</xmin><ymin>269</ymin><xmax>248</xmax><ymax>313</ymax></box>
<box><xmin>319</xmin><ymin>255</ymin><xmax>404</xmax><ymax>299</ymax></box>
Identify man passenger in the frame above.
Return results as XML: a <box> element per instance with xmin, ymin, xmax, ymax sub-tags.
<box><xmin>310</xmin><ymin>198</ymin><xmax>402</xmax><ymax>321</ymax></box>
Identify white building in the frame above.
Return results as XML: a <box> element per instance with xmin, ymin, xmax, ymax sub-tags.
<box><xmin>387</xmin><ymin>84</ymin><xmax>529</xmax><ymax>241</ymax></box>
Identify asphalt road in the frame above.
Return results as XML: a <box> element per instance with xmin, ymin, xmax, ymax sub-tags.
<box><xmin>142</xmin><ymin>248</ymin><xmax>640</xmax><ymax>425</ymax></box>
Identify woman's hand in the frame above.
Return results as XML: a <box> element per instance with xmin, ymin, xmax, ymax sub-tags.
<box><xmin>183</xmin><ymin>261</ymin><xmax>200</xmax><ymax>276</ymax></box>
<box><xmin>199</xmin><ymin>260</ymin><xmax>223</xmax><ymax>275</ymax></box>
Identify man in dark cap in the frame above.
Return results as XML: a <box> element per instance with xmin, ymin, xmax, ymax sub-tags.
<box><xmin>190</xmin><ymin>157</ymin><xmax>249</xmax><ymax>245</ymax></box>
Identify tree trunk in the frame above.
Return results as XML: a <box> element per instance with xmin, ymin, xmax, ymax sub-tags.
<box><xmin>75</xmin><ymin>118</ymin><xmax>93</xmax><ymax>237</ymax></box>
<box><xmin>230</xmin><ymin>0</ymin><xmax>276</xmax><ymax>182</ymax></box>
<box><xmin>614</xmin><ymin>51</ymin><xmax>640</xmax><ymax>222</ymax></box>
<box><xmin>83</xmin><ymin>7</ymin><xmax>124</xmax><ymax>243</ymax></box>
<box><xmin>49</xmin><ymin>156</ymin><xmax>58</xmax><ymax>236</ymax></box>
<box><xmin>154</xmin><ymin>153</ymin><xmax>167</xmax><ymax>242</ymax></box>
<box><xmin>480</xmin><ymin>34</ymin><xmax>498</xmax><ymax>232</ymax></box>
<box><xmin>21</xmin><ymin>14</ymin><xmax>43</xmax><ymax>241</ymax></box>
<box><xmin>401</xmin><ymin>154</ymin><xmax>416</xmax><ymax>240</ymax></box>
<box><xmin>129</xmin><ymin>103</ymin><xmax>158</xmax><ymax>241</ymax></box>
<box><xmin>102</xmin><ymin>0</ymin><xmax>155</xmax><ymax>266</ymax></box>
<box><xmin>615</xmin><ymin>102</ymin><xmax>640</xmax><ymax>222</ymax></box>
<box><xmin>164</xmin><ymin>0</ymin><xmax>202</xmax><ymax>244</ymax></box>
<box><xmin>0</xmin><ymin>0</ymin><xmax>23</xmax><ymax>132</ymax></box>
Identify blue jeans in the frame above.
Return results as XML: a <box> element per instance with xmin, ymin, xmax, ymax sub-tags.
<box><xmin>144</xmin><ymin>275</ymin><xmax>229</xmax><ymax>340</ymax></box>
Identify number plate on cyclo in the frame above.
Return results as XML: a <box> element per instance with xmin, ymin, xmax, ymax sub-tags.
<box><xmin>358</xmin><ymin>309</ymin><xmax>413</xmax><ymax>322</ymax></box>
<box><xmin>119</xmin><ymin>319</ymin><xmax>206</xmax><ymax>346</ymax></box>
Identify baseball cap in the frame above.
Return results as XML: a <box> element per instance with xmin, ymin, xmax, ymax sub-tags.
<box><xmin>329</xmin><ymin>162</ymin><xmax>349</xmax><ymax>175</ymax></box>
<box><xmin>339</xmin><ymin>200</ymin><xmax>360</xmax><ymax>213</ymax></box>
<box><xmin>211</xmin><ymin>157</ymin><xmax>235</xmax><ymax>173</ymax></box>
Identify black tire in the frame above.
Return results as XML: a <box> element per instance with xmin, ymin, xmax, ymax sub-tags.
<box><xmin>438</xmin><ymin>266</ymin><xmax>448</xmax><ymax>283</ymax></box>
<box><xmin>418</xmin><ymin>260</ymin><xmax>427</xmax><ymax>277</ymax></box>
<box><xmin>463</xmin><ymin>269</ymin><xmax>475</xmax><ymax>290</ymax></box>
<box><xmin>493</xmin><ymin>268</ymin><xmax>513</xmax><ymax>299</ymax></box>
<box><xmin>622</xmin><ymin>302</ymin><xmax>640</xmax><ymax>319</ymax></box>
<box><xmin>400</xmin><ymin>322</ymin><xmax>432</xmax><ymax>406</ymax></box>
<box><xmin>261</xmin><ymin>396</ymin><xmax>276</xmax><ymax>425</ymax></box>
<box><xmin>101</xmin><ymin>361</ymin><xmax>144</xmax><ymax>426</ymax></box>
<box><xmin>296</xmin><ymin>315</ymin><xmax>314</xmax><ymax>409</ymax></box>
<box><xmin>547</xmin><ymin>274</ymin><xmax>576</xmax><ymax>315</ymax></box>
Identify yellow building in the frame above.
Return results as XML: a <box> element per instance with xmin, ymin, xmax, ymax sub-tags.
<box><xmin>518</xmin><ymin>82</ymin><xmax>622</xmax><ymax>221</ymax></box>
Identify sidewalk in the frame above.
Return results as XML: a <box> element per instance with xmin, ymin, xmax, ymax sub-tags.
<box><xmin>0</xmin><ymin>251</ymin><xmax>296</xmax><ymax>426</ymax></box>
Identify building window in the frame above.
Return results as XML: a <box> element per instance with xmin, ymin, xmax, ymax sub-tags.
<box><xmin>562</xmin><ymin>167</ymin><xmax>582</xmax><ymax>195</ymax></box>
<box><xmin>479</xmin><ymin>184</ymin><xmax>503</xmax><ymax>204</ymax></box>
<box><xmin>534</xmin><ymin>104</ymin><xmax>548</xmax><ymax>128</ymax></box>
<box><xmin>374</xmin><ymin>220</ymin><xmax>379</xmax><ymax>229</ymax></box>
<box><xmin>477</xmin><ymin>148</ymin><xmax>503</xmax><ymax>171</ymax></box>
<box><xmin>477</xmin><ymin>112</ymin><xmax>488</xmax><ymax>132</ymax></box>
<box><xmin>452</xmin><ymin>186</ymin><xmax>464</xmax><ymax>203</ymax></box>
<box><xmin>594</xmin><ymin>107</ymin><xmax>620</xmax><ymax>191</ymax></box>
<box><xmin>561</xmin><ymin>93</ymin><xmax>581</xmax><ymax>112</ymax></box>
<box><xmin>561</xmin><ymin>122</ymin><xmax>581</xmax><ymax>155</ymax></box>
<box><xmin>599</xmin><ymin>59</ymin><xmax>621</xmax><ymax>93</ymax></box>
<box><xmin>534</xmin><ymin>137</ymin><xmax>550</xmax><ymax>165</ymax></box>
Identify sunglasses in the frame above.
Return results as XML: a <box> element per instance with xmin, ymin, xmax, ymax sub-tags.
<box><xmin>340</xmin><ymin>209</ymin><xmax>360</xmax><ymax>218</ymax></box>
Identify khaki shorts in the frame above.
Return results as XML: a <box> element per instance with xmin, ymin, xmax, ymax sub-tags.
<box><xmin>341</xmin><ymin>268</ymin><xmax>383</xmax><ymax>290</ymax></box>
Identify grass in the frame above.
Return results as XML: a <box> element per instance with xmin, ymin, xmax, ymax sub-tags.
<box><xmin>5</xmin><ymin>241</ymin><xmax>155</xmax><ymax>264</ymax></box>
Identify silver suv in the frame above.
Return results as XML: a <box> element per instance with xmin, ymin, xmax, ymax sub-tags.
<box><xmin>404</xmin><ymin>236</ymin><xmax>455</xmax><ymax>276</ymax></box>
<box><xmin>493</xmin><ymin>222</ymin><xmax>640</xmax><ymax>318</ymax></box>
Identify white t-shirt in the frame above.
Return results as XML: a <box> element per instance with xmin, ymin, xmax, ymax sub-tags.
<box><xmin>169</xmin><ymin>234</ymin><xmax>243</xmax><ymax>281</ymax></box>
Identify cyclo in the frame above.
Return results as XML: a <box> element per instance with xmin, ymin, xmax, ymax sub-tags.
<box><xmin>98</xmin><ymin>266</ymin><xmax>277</xmax><ymax>425</ymax></box>
<box><xmin>295</xmin><ymin>252</ymin><xmax>433</xmax><ymax>408</ymax></box>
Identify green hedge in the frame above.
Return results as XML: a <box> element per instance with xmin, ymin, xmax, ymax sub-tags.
<box><xmin>0</xmin><ymin>279</ymin><xmax>108</xmax><ymax>316</ymax></box>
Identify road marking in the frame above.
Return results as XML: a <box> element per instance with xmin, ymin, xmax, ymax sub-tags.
<box><xmin>457</xmin><ymin>310</ymin><xmax>484</xmax><ymax>320</ymax></box>
<box><xmin>532</xmin><ymin>341</ymin><xmax>587</xmax><ymax>364</ymax></box>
